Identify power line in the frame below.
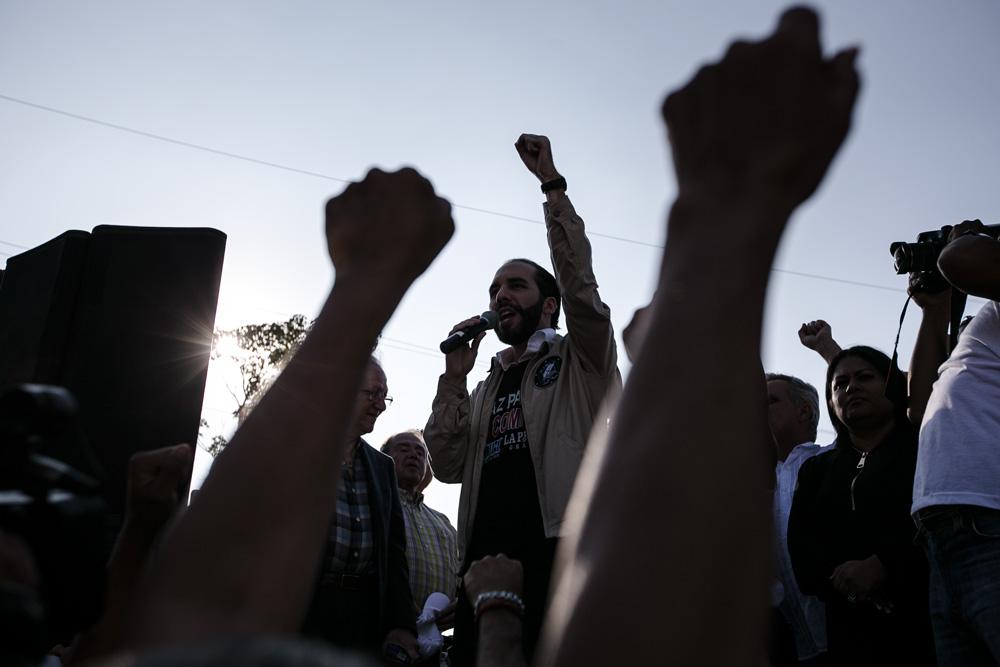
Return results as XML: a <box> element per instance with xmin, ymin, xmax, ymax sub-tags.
<box><xmin>0</xmin><ymin>92</ymin><xmax>946</xmax><ymax>297</ymax></box>
<box><xmin>381</xmin><ymin>336</ymin><xmax>491</xmax><ymax>369</ymax></box>
<box><xmin>378</xmin><ymin>341</ymin><xmax>444</xmax><ymax>362</ymax></box>
<box><xmin>775</xmin><ymin>268</ymin><xmax>904</xmax><ymax>294</ymax></box>
<box><xmin>222</xmin><ymin>304</ymin><xmax>490</xmax><ymax>368</ymax></box>
<box><xmin>380</xmin><ymin>336</ymin><xmax>445</xmax><ymax>357</ymax></box>
<box><xmin>0</xmin><ymin>93</ymin><xmax>352</xmax><ymax>185</ymax></box>
<box><xmin>0</xmin><ymin>239</ymin><xmax>28</xmax><ymax>250</ymax></box>
<box><xmin>0</xmin><ymin>94</ymin><xmax>656</xmax><ymax>248</ymax></box>
<box><xmin>451</xmin><ymin>203</ymin><xmax>665</xmax><ymax>249</ymax></box>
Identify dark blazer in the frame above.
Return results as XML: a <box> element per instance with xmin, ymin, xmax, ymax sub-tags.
<box><xmin>358</xmin><ymin>440</ymin><xmax>418</xmax><ymax>635</ymax></box>
<box><xmin>303</xmin><ymin>440</ymin><xmax>416</xmax><ymax>647</ymax></box>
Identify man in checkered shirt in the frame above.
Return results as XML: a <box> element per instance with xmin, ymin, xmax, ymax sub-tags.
<box><xmin>301</xmin><ymin>357</ymin><xmax>418</xmax><ymax>660</ymax></box>
<box><xmin>382</xmin><ymin>430</ymin><xmax>460</xmax><ymax>619</ymax></box>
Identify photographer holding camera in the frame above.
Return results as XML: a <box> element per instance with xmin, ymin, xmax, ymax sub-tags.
<box><xmin>909</xmin><ymin>219</ymin><xmax>1000</xmax><ymax>666</ymax></box>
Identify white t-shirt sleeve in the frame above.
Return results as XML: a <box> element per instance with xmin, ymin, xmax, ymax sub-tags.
<box><xmin>913</xmin><ymin>300</ymin><xmax>1000</xmax><ymax>514</ymax></box>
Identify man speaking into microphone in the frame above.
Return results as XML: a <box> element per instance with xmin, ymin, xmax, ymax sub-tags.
<box><xmin>425</xmin><ymin>134</ymin><xmax>621</xmax><ymax>665</ymax></box>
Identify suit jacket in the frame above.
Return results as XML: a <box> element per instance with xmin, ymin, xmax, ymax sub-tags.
<box><xmin>358</xmin><ymin>440</ymin><xmax>418</xmax><ymax>635</ymax></box>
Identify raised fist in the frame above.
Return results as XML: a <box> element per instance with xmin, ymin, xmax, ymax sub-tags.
<box><xmin>125</xmin><ymin>443</ymin><xmax>193</xmax><ymax>527</ymax></box>
<box><xmin>798</xmin><ymin>320</ymin><xmax>833</xmax><ymax>351</ymax></box>
<box><xmin>661</xmin><ymin>7</ymin><xmax>860</xmax><ymax>213</ymax></box>
<box><xmin>515</xmin><ymin>134</ymin><xmax>561</xmax><ymax>184</ymax></box>
<box><xmin>325</xmin><ymin>167</ymin><xmax>454</xmax><ymax>284</ymax></box>
<box><xmin>444</xmin><ymin>315</ymin><xmax>488</xmax><ymax>380</ymax></box>
<box><xmin>463</xmin><ymin>553</ymin><xmax>524</xmax><ymax>603</ymax></box>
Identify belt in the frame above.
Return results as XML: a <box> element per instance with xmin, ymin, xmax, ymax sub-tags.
<box><xmin>914</xmin><ymin>504</ymin><xmax>998</xmax><ymax>532</ymax></box>
<box><xmin>320</xmin><ymin>572</ymin><xmax>375</xmax><ymax>591</ymax></box>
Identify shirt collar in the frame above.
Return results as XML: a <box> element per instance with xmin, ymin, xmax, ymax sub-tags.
<box><xmin>777</xmin><ymin>441</ymin><xmax>820</xmax><ymax>468</ymax></box>
<box><xmin>400</xmin><ymin>488</ymin><xmax>424</xmax><ymax>505</ymax></box>
<box><xmin>495</xmin><ymin>328</ymin><xmax>557</xmax><ymax>371</ymax></box>
<box><xmin>342</xmin><ymin>439</ymin><xmax>363</xmax><ymax>465</ymax></box>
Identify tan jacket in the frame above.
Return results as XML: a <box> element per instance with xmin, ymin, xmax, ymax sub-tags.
<box><xmin>424</xmin><ymin>194</ymin><xmax>621</xmax><ymax>560</ymax></box>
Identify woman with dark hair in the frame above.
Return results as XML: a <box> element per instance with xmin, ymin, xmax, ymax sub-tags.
<box><xmin>788</xmin><ymin>346</ymin><xmax>936</xmax><ymax>666</ymax></box>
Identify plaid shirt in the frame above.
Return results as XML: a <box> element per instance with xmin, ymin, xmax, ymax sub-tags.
<box><xmin>325</xmin><ymin>441</ymin><xmax>376</xmax><ymax>575</ymax></box>
<box><xmin>399</xmin><ymin>489</ymin><xmax>459</xmax><ymax>609</ymax></box>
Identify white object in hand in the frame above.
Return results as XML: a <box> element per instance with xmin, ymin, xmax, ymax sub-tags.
<box><xmin>416</xmin><ymin>592</ymin><xmax>451</xmax><ymax>658</ymax></box>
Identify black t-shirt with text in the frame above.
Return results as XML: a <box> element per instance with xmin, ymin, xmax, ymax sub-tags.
<box><xmin>466</xmin><ymin>361</ymin><xmax>545</xmax><ymax>564</ymax></box>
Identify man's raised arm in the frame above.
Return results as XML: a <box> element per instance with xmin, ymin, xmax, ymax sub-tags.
<box><xmin>938</xmin><ymin>220</ymin><xmax>1000</xmax><ymax>301</ymax></box>
<box><xmin>798</xmin><ymin>319</ymin><xmax>843</xmax><ymax>365</ymax></box>
<box><xmin>539</xmin><ymin>8</ymin><xmax>859</xmax><ymax>666</ymax></box>
<box><xmin>131</xmin><ymin>168</ymin><xmax>454</xmax><ymax>649</ymax></box>
<box><xmin>906</xmin><ymin>276</ymin><xmax>954</xmax><ymax>425</ymax></box>
<box><xmin>515</xmin><ymin>134</ymin><xmax>616</xmax><ymax>376</ymax></box>
<box><xmin>424</xmin><ymin>319</ymin><xmax>483</xmax><ymax>483</ymax></box>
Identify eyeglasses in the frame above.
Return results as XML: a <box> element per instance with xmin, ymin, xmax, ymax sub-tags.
<box><xmin>361</xmin><ymin>389</ymin><xmax>393</xmax><ymax>406</ymax></box>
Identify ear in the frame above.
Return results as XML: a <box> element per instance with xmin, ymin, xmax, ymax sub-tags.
<box><xmin>537</xmin><ymin>296</ymin><xmax>557</xmax><ymax>329</ymax></box>
<box><xmin>798</xmin><ymin>402</ymin><xmax>814</xmax><ymax>424</ymax></box>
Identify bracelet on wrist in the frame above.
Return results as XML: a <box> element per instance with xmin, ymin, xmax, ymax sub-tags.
<box><xmin>473</xmin><ymin>590</ymin><xmax>525</xmax><ymax>622</ymax></box>
<box><xmin>540</xmin><ymin>176</ymin><xmax>567</xmax><ymax>194</ymax></box>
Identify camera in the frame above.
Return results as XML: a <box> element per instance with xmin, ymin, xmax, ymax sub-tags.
<box><xmin>890</xmin><ymin>228</ymin><xmax>950</xmax><ymax>275</ymax></box>
<box><xmin>0</xmin><ymin>384</ymin><xmax>109</xmax><ymax>663</ymax></box>
<box><xmin>890</xmin><ymin>223</ymin><xmax>1000</xmax><ymax>275</ymax></box>
<box><xmin>890</xmin><ymin>222</ymin><xmax>1000</xmax><ymax>295</ymax></box>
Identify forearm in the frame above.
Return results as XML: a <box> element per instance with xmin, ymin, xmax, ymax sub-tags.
<box><xmin>424</xmin><ymin>375</ymin><xmax>472</xmax><ymax>482</ymax></box>
<box><xmin>939</xmin><ymin>235</ymin><xmax>1000</xmax><ymax>300</ymax></box>
<box><xmin>541</xmin><ymin>197</ymin><xmax>779</xmax><ymax>666</ymax></box>
<box><xmin>543</xmin><ymin>192</ymin><xmax>616</xmax><ymax>372</ymax></box>
<box><xmin>815</xmin><ymin>339</ymin><xmax>843</xmax><ymax>365</ymax></box>
<box><xmin>67</xmin><ymin>518</ymin><xmax>167</xmax><ymax>663</ymax></box>
<box><xmin>478</xmin><ymin>611</ymin><xmax>527</xmax><ymax>667</ymax></box>
<box><xmin>544</xmin><ymin>185</ymin><xmax>566</xmax><ymax>207</ymax></box>
<box><xmin>134</xmin><ymin>276</ymin><xmax>406</xmax><ymax>646</ymax></box>
<box><xmin>105</xmin><ymin>517</ymin><xmax>163</xmax><ymax>611</ymax></box>
<box><xmin>908</xmin><ymin>301</ymin><xmax>951</xmax><ymax>424</ymax></box>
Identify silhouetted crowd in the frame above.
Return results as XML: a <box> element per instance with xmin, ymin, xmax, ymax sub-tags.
<box><xmin>2</xmin><ymin>6</ymin><xmax>999</xmax><ymax>667</ymax></box>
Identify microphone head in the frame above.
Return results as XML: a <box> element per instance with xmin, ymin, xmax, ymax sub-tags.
<box><xmin>481</xmin><ymin>311</ymin><xmax>499</xmax><ymax>328</ymax></box>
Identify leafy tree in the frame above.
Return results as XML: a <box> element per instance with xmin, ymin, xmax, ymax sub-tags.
<box><xmin>199</xmin><ymin>314</ymin><xmax>310</xmax><ymax>457</ymax></box>
<box><xmin>198</xmin><ymin>418</ymin><xmax>230</xmax><ymax>458</ymax></box>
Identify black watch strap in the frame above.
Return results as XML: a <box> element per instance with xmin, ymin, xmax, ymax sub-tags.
<box><xmin>540</xmin><ymin>176</ymin><xmax>567</xmax><ymax>194</ymax></box>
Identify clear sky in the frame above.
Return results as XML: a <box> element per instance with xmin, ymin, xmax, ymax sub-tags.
<box><xmin>2</xmin><ymin>1</ymin><xmax>999</xmax><ymax>523</ymax></box>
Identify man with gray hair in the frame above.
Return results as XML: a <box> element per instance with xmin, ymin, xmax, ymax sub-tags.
<box><xmin>766</xmin><ymin>372</ymin><xmax>828</xmax><ymax>665</ymax></box>
<box><xmin>381</xmin><ymin>430</ymin><xmax>459</xmax><ymax>616</ymax></box>
<box><xmin>381</xmin><ymin>429</ymin><xmax>459</xmax><ymax>664</ymax></box>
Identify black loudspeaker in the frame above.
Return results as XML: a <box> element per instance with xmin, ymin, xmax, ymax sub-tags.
<box><xmin>0</xmin><ymin>231</ymin><xmax>90</xmax><ymax>385</ymax></box>
<box><xmin>0</xmin><ymin>226</ymin><xmax>226</xmax><ymax>514</ymax></box>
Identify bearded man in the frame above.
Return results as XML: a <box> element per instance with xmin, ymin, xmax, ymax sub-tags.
<box><xmin>424</xmin><ymin>134</ymin><xmax>621</xmax><ymax>665</ymax></box>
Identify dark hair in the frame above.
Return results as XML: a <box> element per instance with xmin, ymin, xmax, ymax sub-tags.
<box><xmin>506</xmin><ymin>258</ymin><xmax>561</xmax><ymax>329</ymax></box>
<box><xmin>824</xmin><ymin>345</ymin><xmax>909</xmax><ymax>444</ymax></box>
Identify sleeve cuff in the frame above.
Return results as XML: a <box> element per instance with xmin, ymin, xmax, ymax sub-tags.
<box><xmin>438</xmin><ymin>373</ymin><xmax>469</xmax><ymax>399</ymax></box>
<box><xmin>542</xmin><ymin>192</ymin><xmax>574</xmax><ymax>221</ymax></box>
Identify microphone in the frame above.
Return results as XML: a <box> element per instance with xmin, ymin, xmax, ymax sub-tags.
<box><xmin>439</xmin><ymin>311</ymin><xmax>499</xmax><ymax>354</ymax></box>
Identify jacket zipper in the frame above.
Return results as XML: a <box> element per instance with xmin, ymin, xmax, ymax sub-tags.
<box><xmin>850</xmin><ymin>451</ymin><xmax>868</xmax><ymax>511</ymax></box>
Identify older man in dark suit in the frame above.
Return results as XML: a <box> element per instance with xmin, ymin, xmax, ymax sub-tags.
<box><xmin>302</xmin><ymin>356</ymin><xmax>417</xmax><ymax>661</ymax></box>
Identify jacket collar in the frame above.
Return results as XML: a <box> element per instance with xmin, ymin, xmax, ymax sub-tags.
<box><xmin>495</xmin><ymin>328</ymin><xmax>557</xmax><ymax>371</ymax></box>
